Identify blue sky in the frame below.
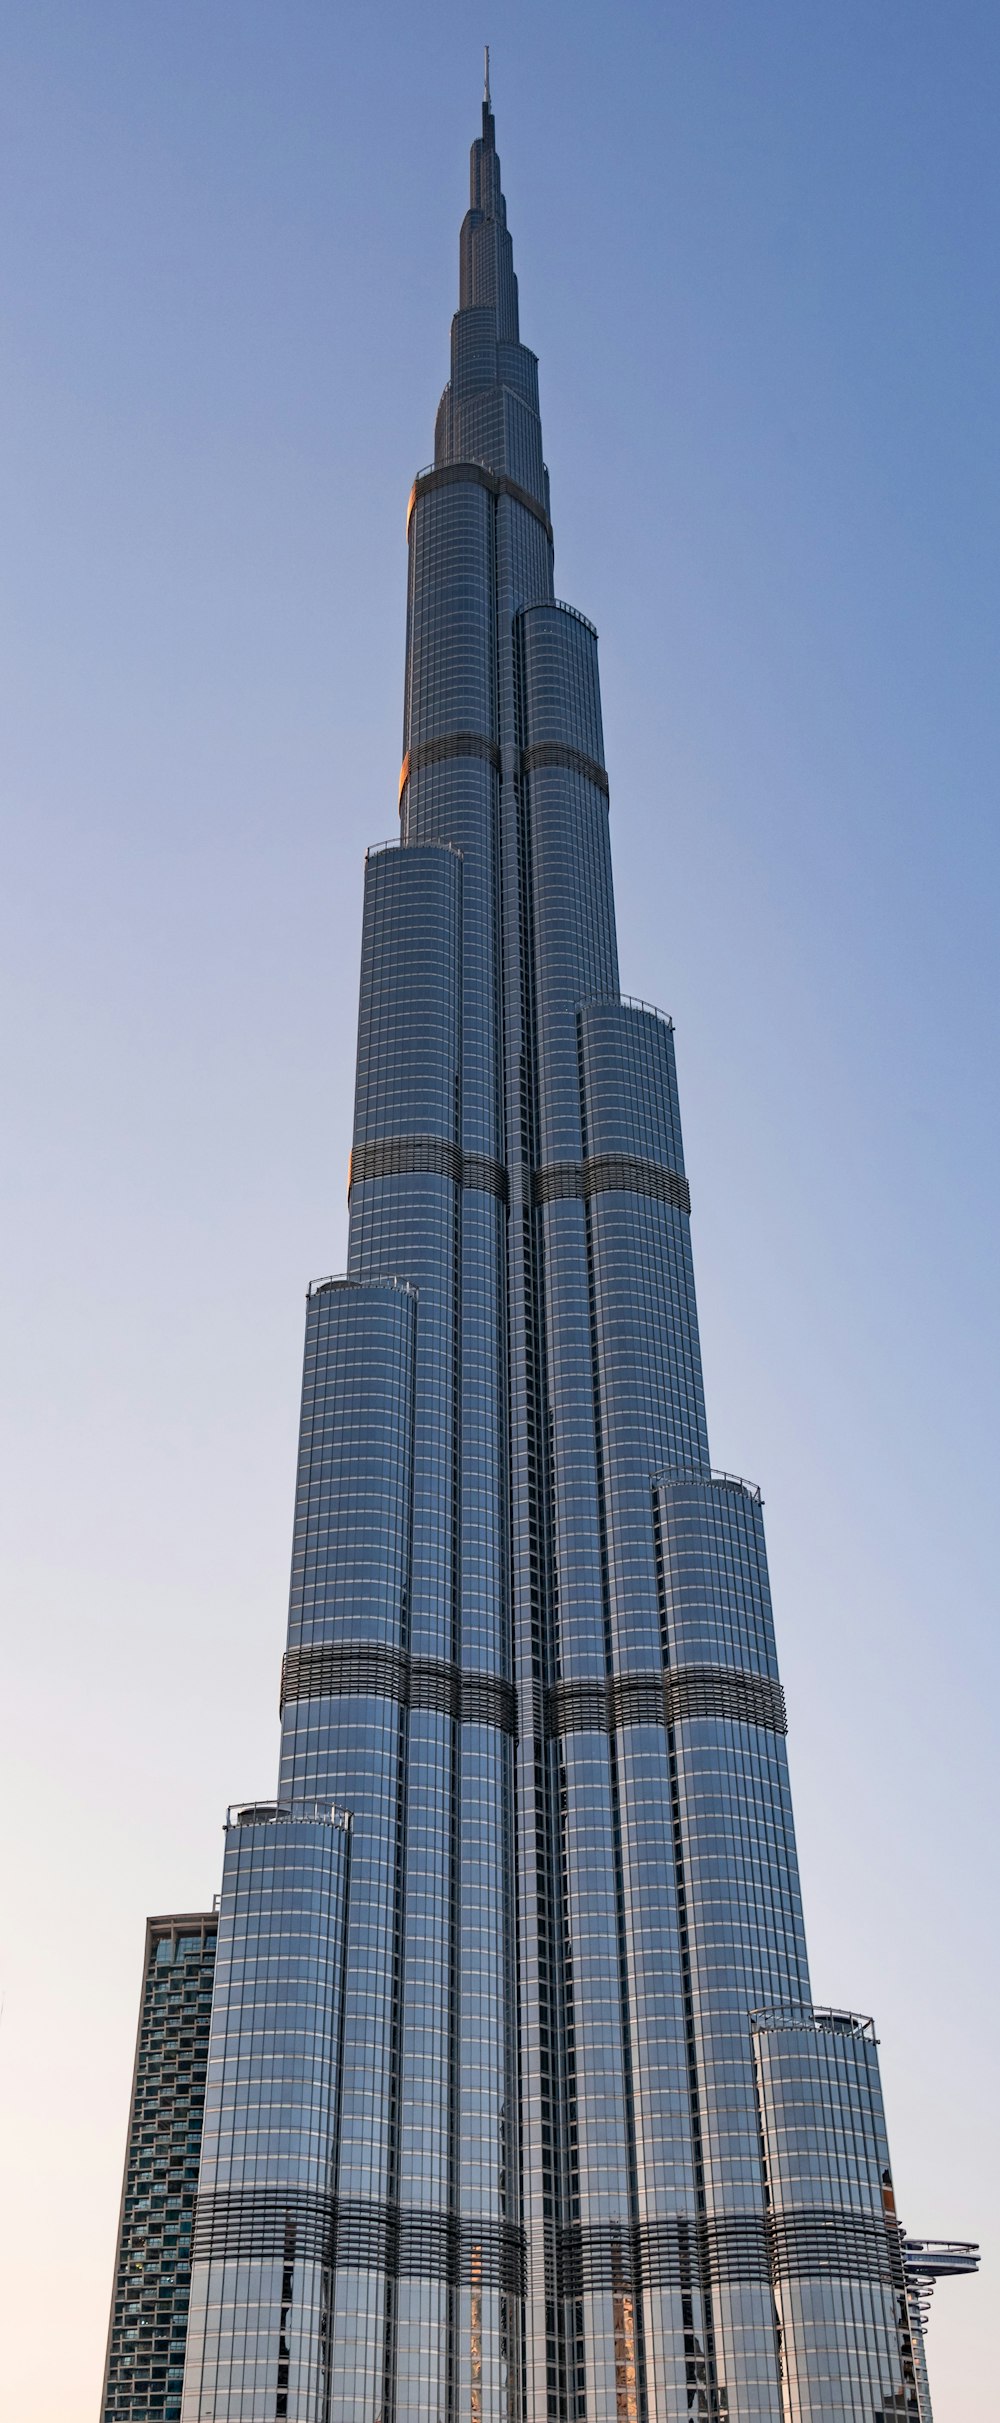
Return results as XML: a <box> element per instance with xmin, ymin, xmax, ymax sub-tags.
<box><xmin>1</xmin><ymin>5</ymin><xmax>997</xmax><ymax>2413</ymax></box>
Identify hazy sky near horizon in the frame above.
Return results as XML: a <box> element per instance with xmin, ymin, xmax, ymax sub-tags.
<box><xmin>1</xmin><ymin>4</ymin><xmax>997</xmax><ymax>2415</ymax></box>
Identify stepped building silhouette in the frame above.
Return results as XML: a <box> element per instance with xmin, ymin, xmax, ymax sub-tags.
<box><xmin>104</xmin><ymin>76</ymin><xmax>978</xmax><ymax>2423</ymax></box>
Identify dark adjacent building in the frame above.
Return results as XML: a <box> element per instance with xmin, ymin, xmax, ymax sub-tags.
<box><xmin>101</xmin><ymin>1915</ymin><xmax>217</xmax><ymax>2422</ymax></box>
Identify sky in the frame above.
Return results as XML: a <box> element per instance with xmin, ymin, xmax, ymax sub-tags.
<box><xmin>0</xmin><ymin>3</ymin><xmax>997</xmax><ymax>2415</ymax></box>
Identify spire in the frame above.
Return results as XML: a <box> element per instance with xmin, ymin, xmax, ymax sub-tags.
<box><xmin>481</xmin><ymin>44</ymin><xmax>496</xmax><ymax>154</ymax></box>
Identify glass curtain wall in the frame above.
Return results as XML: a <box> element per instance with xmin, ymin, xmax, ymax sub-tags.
<box><xmin>180</xmin><ymin>93</ymin><xmax>931</xmax><ymax>2423</ymax></box>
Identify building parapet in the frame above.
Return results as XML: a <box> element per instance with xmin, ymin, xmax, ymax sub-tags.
<box><xmin>751</xmin><ymin>2002</ymin><xmax>878</xmax><ymax>2043</ymax></box>
<box><xmin>226</xmin><ymin>1799</ymin><xmax>353</xmax><ymax>1832</ymax></box>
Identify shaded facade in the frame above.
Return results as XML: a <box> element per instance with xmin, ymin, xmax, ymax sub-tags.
<box><xmin>169</xmin><ymin>87</ymin><xmax>976</xmax><ymax>2423</ymax></box>
<box><xmin>102</xmin><ymin>1914</ymin><xmax>217</xmax><ymax>2423</ymax></box>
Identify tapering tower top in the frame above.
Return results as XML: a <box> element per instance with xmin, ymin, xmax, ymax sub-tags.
<box><xmin>469</xmin><ymin>77</ymin><xmax>503</xmax><ymax>226</ymax></box>
<box><xmin>433</xmin><ymin>76</ymin><xmax>547</xmax><ymax>508</ymax></box>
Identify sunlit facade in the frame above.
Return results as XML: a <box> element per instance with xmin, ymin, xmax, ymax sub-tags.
<box><xmin>167</xmin><ymin>87</ymin><xmax>977</xmax><ymax>2423</ymax></box>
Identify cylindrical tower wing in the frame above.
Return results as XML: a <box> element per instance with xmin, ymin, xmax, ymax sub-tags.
<box><xmin>182</xmin><ymin>1805</ymin><xmax>352</xmax><ymax>2423</ymax></box>
<box><xmin>752</xmin><ymin>2008</ymin><xmax>917</xmax><ymax>2422</ymax></box>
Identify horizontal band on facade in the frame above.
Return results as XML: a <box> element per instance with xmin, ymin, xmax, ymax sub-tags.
<box><xmin>398</xmin><ymin>730</ymin><xmax>502</xmax><ymax>801</ymax></box>
<box><xmin>396</xmin><ymin>734</ymin><xmax>609</xmax><ymax>810</ymax></box>
<box><xmin>347</xmin><ymin>1139</ymin><xmax>690</xmax><ymax>1219</ymax></box>
<box><xmin>191</xmin><ymin>2189</ymin><xmax>898</xmax><ymax>2303</ymax></box>
<box><xmin>193</xmin><ymin>2188</ymin><xmax>526</xmax><ymax>2293</ymax></box>
<box><xmin>533</xmin><ymin>1154</ymin><xmax>691</xmax><ymax>1215</ymax></box>
<box><xmin>521</xmin><ymin>740</ymin><xmax>610</xmax><ymax>797</ymax></box>
<box><xmin>554</xmin><ymin>2213</ymin><xmax>771</xmax><ymax>2297</ymax></box>
<box><xmin>349</xmin><ymin>1135</ymin><xmax>509</xmax><ymax>1203</ymax></box>
<box><xmin>546</xmin><ymin>1665</ymin><xmax>787</xmax><ymax>1740</ymax></box>
<box><xmin>281</xmin><ymin>1640</ymin><xmax>518</xmax><ymax>1735</ymax></box>
<box><xmin>553</xmin><ymin>2208</ymin><xmax>900</xmax><ymax>2298</ymax></box>
<box><xmin>281</xmin><ymin>1650</ymin><xmax>785</xmax><ymax>1742</ymax></box>
<box><xmin>701</xmin><ymin>2212</ymin><xmax>773</xmax><ymax>2286</ymax></box>
<box><xmin>769</xmin><ymin>2209</ymin><xmax>905</xmax><ymax>2289</ymax></box>
<box><xmin>556</xmin><ymin>2217</ymin><xmax>696</xmax><ymax>2297</ymax></box>
<box><xmin>408</xmin><ymin>459</ymin><xmax>554</xmax><ymax>545</ymax></box>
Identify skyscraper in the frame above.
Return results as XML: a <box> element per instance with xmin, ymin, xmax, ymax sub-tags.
<box><xmin>159</xmin><ymin>80</ymin><xmax>976</xmax><ymax>2423</ymax></box>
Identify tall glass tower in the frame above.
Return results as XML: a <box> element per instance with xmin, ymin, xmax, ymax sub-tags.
<box><xmin>174</xmin><ymin>84</ymin><xmax>974</xmax><ymax>2423</ymax></box>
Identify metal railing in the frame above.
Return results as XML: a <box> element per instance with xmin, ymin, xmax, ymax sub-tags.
<box><xmin>226</xmin><ymin>1799</ymin><xmax>353</xmax><ymax>1832</ymax></box>
<box><xmin>750</xmin><ymin>2004</ymin><xmax>878</xmax><ymax>2043</ymax></box>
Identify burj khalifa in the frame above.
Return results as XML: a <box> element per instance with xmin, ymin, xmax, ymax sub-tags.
<box><xmin>104</xmin><ymin>75</ymin><xmax>978</xmax><ymax>2423</ymax></box>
